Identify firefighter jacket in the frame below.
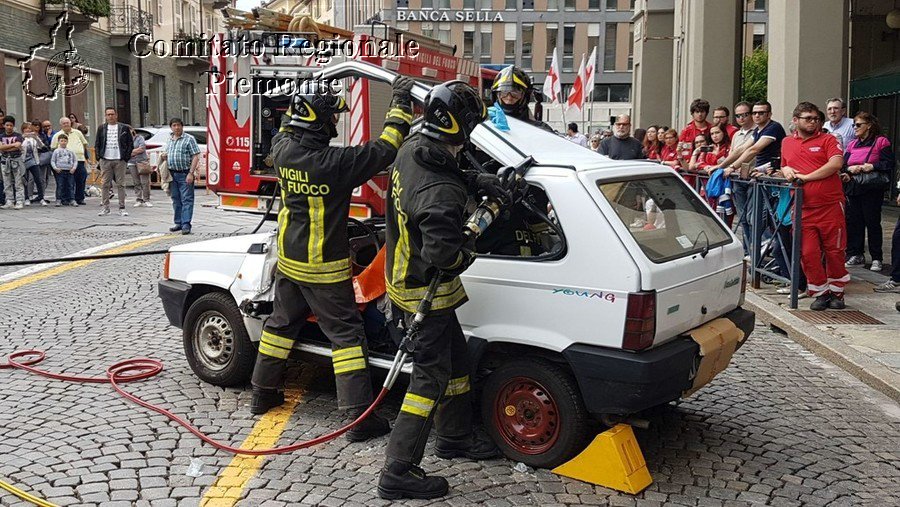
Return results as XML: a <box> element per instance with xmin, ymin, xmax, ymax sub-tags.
<box><xmin>386</xmin><ymin>134</ymin><xmax>472</xmax><ymax>314</ymax></box>
<box><xmin>273</xmin><ymin>104</ymin><xmax>413</xmax><ymax>285</ymax></box>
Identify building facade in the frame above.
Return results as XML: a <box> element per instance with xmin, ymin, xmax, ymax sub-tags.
<box><xmin>0</xmin><ymin>0</ymin><xmax>227</xmax><ymax>137</ymax></box>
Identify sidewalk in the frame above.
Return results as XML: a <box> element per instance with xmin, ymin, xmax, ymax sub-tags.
<box><xmin>745</xmin><ymin>206</ymin><xmax>900</xmax><ymax>402</ymax></box>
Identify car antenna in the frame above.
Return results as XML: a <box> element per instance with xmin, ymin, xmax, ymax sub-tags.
<box><xmin>693</xmin><ymin>229</ymin><xmax>710</xmax><ymax>258</ymax></box>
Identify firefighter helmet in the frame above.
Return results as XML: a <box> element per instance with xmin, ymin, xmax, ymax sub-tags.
<box><xmin>421</xmin><ymin>81</ymin><xmax>487</xmax><ymax>146</ymax></box>
<box><xmin>287</xmin><ymin>93</ymin><xmax>349</xmax><ymax>138</ymax></box>
<box><xmin>491</xmin><ymin>66</ymin><xmax>532</xmax><ymax>118</ymax></box>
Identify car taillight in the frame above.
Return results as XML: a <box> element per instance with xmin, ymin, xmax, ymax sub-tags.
<box><xmin>146</xmin><ymin>143</ymin><xmax>162</xmax><ymax>150</ymax></box>
<box><xmin>623</xmin><ymin>290</ymin><xmax>656</xmax><ymax>351</ymax></box>
<box><xmin>739</xmin><ymin>259</ymin><xmax>748</xmax><ymax>305</ymax></box>
<box><xmin>163</xmin><ymin>253</ymin><xmax>170</xmax><ymax>280</ymax></box>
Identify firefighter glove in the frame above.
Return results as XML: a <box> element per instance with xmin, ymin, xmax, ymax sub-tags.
<box><xmin>391</xmin><ymin>76</ymin><xmax>415</xmax><ymax>108</ymax></box>
<box><xmin>442</xmin><ymin>235</ymin><xmax>476</xmax><ymax>278</ymax></box>
<box><xmin>497</xmin><ymin>165</ymin><xmax>528</xmax><ymax>199</ymax></box>
<box><xmin>471</xmin><ymin>172</ymin><xmax>509</xmax><ymax>202</ymax></box>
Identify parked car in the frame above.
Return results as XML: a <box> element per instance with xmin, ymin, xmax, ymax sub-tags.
<box><xmin>157</xmin><ymin>62</ymin><xmax>754</xmax><ymax>469</ymax></box>
<box><xmin>134</xmin><ymin>126</ymin><xmax>207</xmax><ymax>187</ymax></box>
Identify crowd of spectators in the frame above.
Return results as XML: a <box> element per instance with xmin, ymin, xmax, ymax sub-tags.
<box><xmin>0</xmin><ymin>112</ymin><xmax>199</xmax><ymax>234</ymax></box>
<box><xmin>572</xmin><ymin>96</ymin><xmax>899</xmax><ymax>308</ymax></box>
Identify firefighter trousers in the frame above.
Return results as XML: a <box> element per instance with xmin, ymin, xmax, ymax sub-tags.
<box><xmin>385</xmin><ymin>310</ymin><xmax>472</xmax><ymax>466</ymax></box>
<box><xmin>251</xmin><ymin>272</ymin><xmax>374</xmax><ymax>410</ymax></box>
<box><xmin>801</xmin><ymin>203</ymin><xmax>850</xmax><ymax>298</ymax></box>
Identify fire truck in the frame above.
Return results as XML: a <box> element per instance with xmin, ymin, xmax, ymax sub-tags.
<box><xmin>205</xmin><ymin>22</ymin><xmax>482</xmax><ymax>217</ymax></box>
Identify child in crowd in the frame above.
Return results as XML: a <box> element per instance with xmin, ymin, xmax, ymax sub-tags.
<box><xmin>51</xmin><ymin>134</ymin><xmax>77</xmax><ymax>207</ymax></box>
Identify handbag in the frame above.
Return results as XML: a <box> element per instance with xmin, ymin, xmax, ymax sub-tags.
<box><xmin>136</xmin><ymin>161</ymin><xmax>153</xmax><ymax>175</ymax></box>
<box><xmin>844</xmin><ymin>139</ymin><xmax>889</xmax><ymax>196</ymax></box>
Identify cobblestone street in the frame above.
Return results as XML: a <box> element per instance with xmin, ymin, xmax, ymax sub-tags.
<box><xmin>1</xmin><ymin>196</ymin><xmax>899</xmax><ymax>506</ymax></box>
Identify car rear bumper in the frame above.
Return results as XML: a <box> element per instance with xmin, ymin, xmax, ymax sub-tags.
<box><xmin>562</xmin><ymin>307</ymin><xmax>755</xmax><ymax>415</ymax></box>
<box><xmin>159</xmin><ymin>279</ymin><xmax>192</xmax><ymax>328</ymax></box>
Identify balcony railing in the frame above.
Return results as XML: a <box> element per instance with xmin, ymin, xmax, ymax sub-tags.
<box><xmin>108</xmin><ymin>6</ymin><xmax>153</xmax><ymax>36</ymax></box>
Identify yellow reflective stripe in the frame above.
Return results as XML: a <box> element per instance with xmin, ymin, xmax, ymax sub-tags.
<box><xmin>333</xmin><ymin>358</ymin><xmax>367</xmax><ymax>374</ymax></box>
<box><xmin>391</xmin><ymin>209</ymin><xmax>411</xmax><ymax>291</ymax></box>
<box><xmin>277</xmin><ymin>260</ymin><xmax>352</xmax><ymax>284</ymax></box>
<box><xmin>400</xmin><ymin>393</ymin><xmax>435</xmax><ymax>418</ymax></box>
<box><xmin>445</xmin><ymin>375</ymin><xmax>471</xmax><ymax>396</ymax></box>
<box><xmin>386</xmin><ymin>108</ymin><xmax>413</xmax><ymax>123</ymax></box>
<box><xmin>277</xmin><ymin>188</ymin><xmax>289</xmax><ymax>255</ymax></box>
<box><xmin>379</xmin><ymin>132</ymin><xmax>401</xmax><ymax>149</ymax></box>
<box><xmin>332</xmin><ymin>346</ymin><xmax>363</xmax><ymax>361</ymax></box>
<box><xmin>307</xmin><ymin>196</ymin><xmax>325</xmax><ymax>264</ymax></box>
<box><xmin>387</xmin><ymin>278</ymin><xmax>467</xmax><ymax>313</ymax></box>
<box><xmin>258</xmin><ymin>342</ymin><xmax>290</xmax><ymax>359</ymax></box>
<box><xmin>261</xmin><ymin>331</ymin><xmax>294</xmax><ymax>349</ymax></box>
<box><xmin>278</xmin><ymin>255</ymin><xmax>350</xmax><ymax>273</ymax></box>
<box><xmin>379</xmin><ymin>126</ymin><xmax>403</xmax><ymax>149</ymax></box>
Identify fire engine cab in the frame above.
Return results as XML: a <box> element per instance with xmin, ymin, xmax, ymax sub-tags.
<box><xmin>205</xmin><ymin>22</ymin><xmax>482</xmax><ymax>217</ymax></box>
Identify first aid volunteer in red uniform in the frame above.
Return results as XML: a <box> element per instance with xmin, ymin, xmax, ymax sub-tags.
<box><xmin>780</xmin><ymin>101</ymin><xmax>850</xmax><ymax>311</ymax></box>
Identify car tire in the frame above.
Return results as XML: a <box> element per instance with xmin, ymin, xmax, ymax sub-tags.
<box><xmin>183</xmin><ymin>291</ymin><xmax>256</xmax><ymax>387</ymax></box>
<box><xmin>481</xmin><ymin>357</ymin><xmax>592</xmax><ymax>469</ymax></box>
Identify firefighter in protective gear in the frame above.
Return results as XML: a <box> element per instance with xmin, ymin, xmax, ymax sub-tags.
<box><xmin>491</xmin><ymin>65</ymin><xmax>553</xmax><ymax>132</ymax></box>
<box><xmin>378</xmin><ymin>81</ymin><xmax>500</xmax><ymax>501</ymax></box>
<box><xmin>250</xmin><ymin>77</ymin><xmax>415</xmax><ymax>445</ymax></box>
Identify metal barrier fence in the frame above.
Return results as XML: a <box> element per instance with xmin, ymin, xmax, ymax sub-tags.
<box><xmin>677</xmin><ymin>169</ymin><xmax>805</xmax><ymax>309</ymax></box>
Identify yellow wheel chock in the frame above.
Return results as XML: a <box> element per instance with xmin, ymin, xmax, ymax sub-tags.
<box><xmin>552</xmin><ymin>424</ymin><xmax>652</xmax><ymax>494</ymax></box>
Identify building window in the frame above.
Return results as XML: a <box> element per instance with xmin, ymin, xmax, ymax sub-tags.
<box><xmin>523</xmin><ymin>0</ymin><xmax>533</xmax><ymax>9</ymax></box>
<box><xmin>521</xmin><ymin>23</ymin><xmax>534</xmax><ymax>70</ymax></box>
<box><xmin>115</xmin><ymin>63</ymin><xmax>129</xmax><ymax>85</ymax></box>
<box><xmin>606</xmin><ymin>0</ymin><xmax>617</xmax><ymax>10</ymax></box>
<box><xmin>422</xmin><ymin>23</ymin><xmax>435</xmax><ymax>40</ymax></box>
<box><xmin>437</xmin><ymin>0</ymin><xmax>450</xmax><ymax>7</ymax></box>
<box><xmin>421</xmin><ymin>0</ymin><xmax>433</xmax><ymax>8</ymax></box>
<box><xmin>181</xmin><ymin>81</ymin><xmax>194</xmax><ymax>124</ymax></box>
<box><xmin>604</xmin><ymin>23</ymin><xmax>617</xmax><ymax>71</ymax></box>
<box><xmin>464</xmin><ymin>28</ymin><xmax>474</xmax><ymax>58</ymax></box>
<box><xmin>395</xmin><ymin>21</ymin><xmax>409</xmax><ymax>30</ymax></box>
<box><xmin>565</xmin><ymin>0</ymin><xmax>575</xmax><ymax>10</ymax></box>
<box><xmin>480</xmin><ymin>26</ymin><xmax>492</xmax><ymax>64</ymax></box>
<box><xmin>150</xmin><ymin>73</ymin><xmax>166</xmax><ymax>125</ymax></box>
<box><xmin>752</xmin><ymin>23</ymin><xmax>766</xmax><ymax>49</ymax></box>
<box><xmin>610</xmin><ymin>84</ymin><xmax>631</xmax><ymax>102</ymax></box>
<box><xmin>438</xmin><ymin>23</ymin><xmax>451</xmax><ymax>44</ymax></box>
<box><xmin>504</xmin><ymin>23</ymin><xmax>516</xmax><ymax>65</ymax></box>
<box><xmin>563</xmin><ymin>24</ymin><xmax>575</xmax><ymax>71</ymax></box>
<box><xmin>547</xmin><ymin>0</ymin><xmax>559</xmax><ymax>11</ymax></box>
<box><xmin>153</xmin><ymin>0</ymin><xmax>163</xmax><ymax>25</ymax></box>
<box><xmin>545</xmin><ymin>23</ymin><xmax>558</xmax><ymax>69</ymax></box>
<box><xmin>589</xmin><ymin>0</ymin><xmax>600</xmax><ymax>9</ymax></box>
<box><xmin>753</xmin><ymin>0</ymin><xmax>766</xmax><ymax>11</ymax></box>
<box><xmin>464</xmin><ymin>0</ymin><xmax>474</xmax><ymax>8</ymax></box>
<box><xmin>506</xmin><ymin>0</ymin><xmax>516</xmax><ymax>9</ymax></box>
<box><xmin>478</xmin><ymin>0</ymin><xmax>491</xmax><ymax>9</ymax></box>
<box><xmin>397</xmin><ymin>0</ymin><xmax>409</xmax><ymax>7</ymax></box>
<box><xmin>628</xmin><ymin>23</ymin><xmax>634</xmax><ymax>71</ymax></box>
<box><xmin>587</xmin><ymin>24</ymin><xmax>599</xmax><ymax>65</ymax></box>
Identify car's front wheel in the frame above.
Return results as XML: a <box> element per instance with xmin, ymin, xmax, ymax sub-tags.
<box><xmin>183</xmin><ymin>292</ymin><xmax>256</xmax><ymax>387</ymax></box>
<box><xmin>481</xmin><ymin>357</ymin><xmax>592</xmax><ymax>469</ymax></box>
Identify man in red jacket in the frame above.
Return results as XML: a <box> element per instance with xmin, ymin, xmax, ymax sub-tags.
<box><xmin>780</xmin><ymin>102</ymin><xmax>849</xmax><ymax>311</ymax></box>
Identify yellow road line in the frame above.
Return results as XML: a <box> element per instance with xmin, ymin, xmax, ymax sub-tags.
<box><xmin>0</xmin><ymin>235</ymin><xmax>169</xmax><ymax>294</ymax></box>
<box><xmin>200</xmin><ymin>371</ymin><xmax>313</xmax><ymax>507</ymax></box>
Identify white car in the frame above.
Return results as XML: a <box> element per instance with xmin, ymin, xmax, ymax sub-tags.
<box><xmin>157</xmin><ymin>61</ymin><xmax>754</xmax><ymax>469</ymax></box>
<box><xmin>134</xmin><ymin>126</ymin><xmax>208</xmax><ymax>186</ymax></box>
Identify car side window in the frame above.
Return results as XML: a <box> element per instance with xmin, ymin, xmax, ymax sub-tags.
<box><xmin>475</xmin><ymin>184</ymin><xmax>565</xmax><ymax>260</ymax></box>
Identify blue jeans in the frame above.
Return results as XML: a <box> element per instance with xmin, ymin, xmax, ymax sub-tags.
<box><xmin>171</xmin><ymin>171</ymin><xmax>195</xmax><ymax>229</ymax></box>
<box><xmin>55</xmin><ymin>170</ymin><xmax>75</xmax><ymax>203</ymax></box>
<box><xmin>73</xmin><ymin>161</ymin><xmax>87</xmax><ymax>203</ymax></box>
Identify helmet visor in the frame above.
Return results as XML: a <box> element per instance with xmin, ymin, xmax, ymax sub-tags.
<box><xmin>498</xmin><ymin>89</ymin><xmax>525</xmax><ymax>102</ymax></box>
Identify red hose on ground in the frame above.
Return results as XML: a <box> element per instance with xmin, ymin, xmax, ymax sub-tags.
<box><xmin>1</xmin><ymin>349</ymin><xmax>388</xmax><ymax>456</ymax></box>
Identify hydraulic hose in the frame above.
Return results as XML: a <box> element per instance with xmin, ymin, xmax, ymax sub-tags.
<box><xmin>1</xmin><ymin>348</ymin><xmax>396</xmax><ymax>456</ymax></box>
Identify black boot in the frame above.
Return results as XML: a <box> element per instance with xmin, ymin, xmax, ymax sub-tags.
<box><xmin>249</xmin><ymin>387</ymin><xmax>284</xmax><ymax>415</ymax></box>
<box><xmin>377</xmin><ymin>460</ymin><xmax>449</xmax><ymax>500</ymax></box>
<box><xmin>810</xmin><ymin>294</ymin><xmax>832</xmax><ymax>311</ymax></box>
<box><xmin>434</xmin><ymin>428</ymin><xmax>500</xmax><ymax>460</ymax></box>
<box><xmin>345</xmin><ymin>409</ymin><xmax>390</xmax><ymax>442</ymax></box>
<box><xmin>827</xmin><ymin>294</ymin><xmax>846</xmax><ymax>310</ymax></box>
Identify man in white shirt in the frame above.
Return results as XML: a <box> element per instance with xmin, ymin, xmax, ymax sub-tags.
<box><xmin>723</xmin><ymin>101</ymin><xmax>756</xmax><ymax>257</ymax></box>
<box><xmin>565</xmin><ymin>122</ymin><xmax>588</xmax><ymax>148</ymax></box>
<box><xmin>94</xmin><ymin>108</ymin><xmax>133</xmax><ymax>216</ymax></box>
<box><xmin>823</xmin><ymin>98</ymin><xmax>855</xmax><ymax>150</ymax></box>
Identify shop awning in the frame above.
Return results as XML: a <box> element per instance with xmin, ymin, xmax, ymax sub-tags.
<box><xmin>850</xmin><ymin>60</ymin><xmax>900</xmax><ymax>100</ymax></box>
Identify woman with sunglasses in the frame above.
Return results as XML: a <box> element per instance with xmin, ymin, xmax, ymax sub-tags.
<box><xmin>842</xmin><ymin>112</ymin><xmax>895</xmax><ymax>273</ymax></box>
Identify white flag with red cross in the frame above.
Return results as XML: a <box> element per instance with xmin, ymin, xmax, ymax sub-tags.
<box><xmin>566</xmin><ymin>54</ymin><xmax>586</xmax><ymax>112</ymax></box>
<box><xmin>542</xmin><ymin>48</ymin><xmax>562</xmax><ymax>105</ymax></box>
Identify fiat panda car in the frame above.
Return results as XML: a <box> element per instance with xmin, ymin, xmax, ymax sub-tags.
<box><xmin>158</xmin><ymin>61</ymin><xmax>754</xmax><ymax>469</ymax></box>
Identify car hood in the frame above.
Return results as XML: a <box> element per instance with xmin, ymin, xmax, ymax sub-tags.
<box><xmin>168</xmin><ymin>233</ymin><xmax>273</xmax><ymax>254</ymax></box>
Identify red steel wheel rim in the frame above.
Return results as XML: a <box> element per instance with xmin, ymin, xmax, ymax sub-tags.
<box><xmin>493</xmin><ymin>376</ymin><xmax>561</xmax><ymax>455</ymax></box>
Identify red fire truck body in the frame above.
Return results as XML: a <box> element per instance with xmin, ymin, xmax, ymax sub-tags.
<box><xmin>205</xmin><ymin>24</ymin><xmax>481</xmax><ymax>217</ymax></box>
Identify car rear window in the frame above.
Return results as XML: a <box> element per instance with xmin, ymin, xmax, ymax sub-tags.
<box><xmin>134</xmin><ymin>129</ymin><xmax>155</xmax><ymax>141</ymax></box>
<box><xmin>597</xmin><ymin>174</ymin><xmax>732</xmax><ymax>263</ymax></box>
<box><xmin>187</xmin><ymin>130</ymin><xmax>207</xmax><ymax>145</ymax></box>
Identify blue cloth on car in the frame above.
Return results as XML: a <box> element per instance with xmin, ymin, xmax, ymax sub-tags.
<box><xmin>488</xmin><ymin>102</ymin><xmax>510</xmax><ymax>131</ymax></box>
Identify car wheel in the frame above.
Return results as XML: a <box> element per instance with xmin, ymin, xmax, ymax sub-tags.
<box><xmin>481</xmin><ymin>357</ymin><xmax>591</xmax><ymax>469</ymax></box>
<box><xmin>183</xmin><ymin>292</ymin><xmax>256</xmax><ymax>387</ymax></box>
